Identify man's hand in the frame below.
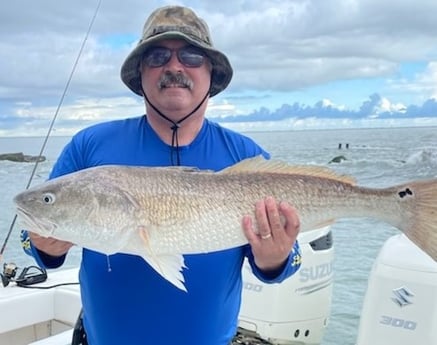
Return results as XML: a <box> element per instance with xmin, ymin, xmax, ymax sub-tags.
<box><xmin>242</xmin><ymin>196</ymin><xmax>300</xmax><ymax>274</ymax></box>
<box><xmin>29</xmin><ymin>232</ymin><xmax>73</xmax><ymax>257</ymax></box>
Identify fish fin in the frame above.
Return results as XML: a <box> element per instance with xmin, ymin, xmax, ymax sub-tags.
<box><xmin>138</xmin><ymin>226</ymin><xmax>188</xmax><ymax>292</ymax></box>
<box><xmin>396</xmin><ymin>179</ymin><xmax>437</xmax><ymax>262</ymax></box>
<box><xmin>142</xmin><ymin>253</ymin><xmax>188</xmax><ymax>292</ymax></box>
<box><xmin>221</xmin><ymin>156</ymin><xmax>356</xmax><ymax>185</ymax></box>
<box><xmin>157</xmin><ymin>166</ymin><xmax>213</xmax><ymax>173</ymax></box>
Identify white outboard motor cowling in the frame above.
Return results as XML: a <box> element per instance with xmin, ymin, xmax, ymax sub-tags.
<box><xmin>356</xmin><ymin>234</ymin><xmax>437</xmax><ymax>345</ymax></box>
<box><xmin>238</xmin><ymin>226</ymin><xmax>334</xmax><ymax>345</ymax></box>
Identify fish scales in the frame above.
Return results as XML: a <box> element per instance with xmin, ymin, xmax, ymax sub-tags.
<box><xmin>13</xmin><ymin>156</ymin><xmax>437</xmax><ymax>291</ymax></box>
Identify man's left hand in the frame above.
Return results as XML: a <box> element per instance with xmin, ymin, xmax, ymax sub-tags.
<box><xmin>242</xmin><ymin>196</ymin><xmax>300</xmax><ymax>274</ymax></box>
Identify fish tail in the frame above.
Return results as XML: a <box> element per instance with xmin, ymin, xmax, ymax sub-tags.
<box><xmin>398</xmin><ymin>178</ymin><xmax>437</xmax><ymax>262</ymax></box>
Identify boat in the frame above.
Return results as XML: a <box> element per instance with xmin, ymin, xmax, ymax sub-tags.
<box><xmin>0</xmin><ymin>268</ymin><xmax>81</xmax><ymax>345</ymax></box>
<box><xmin>1</xmin><ymin>227</ymin><xmax>437</xmax><ymax>345</ymax></box>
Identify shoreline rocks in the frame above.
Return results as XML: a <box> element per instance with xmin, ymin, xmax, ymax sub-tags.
<box><xmin>328</xmin><ymin>155</ymin><xmax>347</xmax><ymax>164</ymax></box>
<box><xmin>0</xmin><ymin>152</ymin><xmax>46</xmax><ymax>163</ymax></box>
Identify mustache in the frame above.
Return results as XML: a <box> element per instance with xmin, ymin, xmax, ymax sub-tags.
<box><xmin>157</xmin><ymin>71</ymin><xmax>194</xmax><ymax>90</ymax></box>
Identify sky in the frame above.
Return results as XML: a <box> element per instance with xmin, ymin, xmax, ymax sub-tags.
<box><xmin>1</xmin><ymin>0</ymin><xmax>437</xmax><ymax>136</ymax></box>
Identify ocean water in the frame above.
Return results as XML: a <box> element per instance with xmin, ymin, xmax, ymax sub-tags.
<box><xmin>1</xmin><ymin>126</ymin><xmax>437</xmax><ymax>344</ymax></box>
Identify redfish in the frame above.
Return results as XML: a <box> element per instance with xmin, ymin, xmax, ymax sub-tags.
<box><xmin>13</xmin><ymin>157</ymin><xmax>437</xmax><ymax>291</ymax></box>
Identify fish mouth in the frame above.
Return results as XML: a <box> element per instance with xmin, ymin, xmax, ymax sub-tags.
<box><xmin>15</xmin><ymin>207</ymin><xmax>57</xmax><ymax>237</ymax></box>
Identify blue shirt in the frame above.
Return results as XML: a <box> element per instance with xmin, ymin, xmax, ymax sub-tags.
<box><xmin>27</xmin><ymin>116</ymin><xmax>301</xmax><ymax>345</ymax></box>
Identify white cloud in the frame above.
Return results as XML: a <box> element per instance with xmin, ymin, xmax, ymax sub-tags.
<box><xmin>386</xmin><ymin>61</ymin><xmax>437</xmax><ymax>102</ymax></box>
<box><xmin>2</xmin><ymin>0</ymin><xmax>437</xmax><ymax>136</ymax></box>
<box><xmin>414</xmin><ymin>62</ymin><xmax>437</xmax><ymax>99</ymax></box>
<box><xmin>378</xmin><ymin>97</ymin><xmax>406</xmax><ymax>113</ymax></box>
<box><xmin>206</xmin><ymin>99</ymin><xmax>240</xmax><ymax>118</ymax></box>
<box><xmin>222</xmin><ymin>117</ymin><xmax>437</xmax><ymax>133</ymax></box>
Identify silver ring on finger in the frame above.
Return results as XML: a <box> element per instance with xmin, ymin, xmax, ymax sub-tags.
<box><xmin>260</xmin><ymin>232</ymin><xmax>272</xmax><ymax>240</ymax></box>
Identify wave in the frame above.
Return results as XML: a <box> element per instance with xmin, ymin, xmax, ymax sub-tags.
<box><xmin>405</xmin><ymin>147</ymin><xmax>437</xmax><ymax>167</ymax></box>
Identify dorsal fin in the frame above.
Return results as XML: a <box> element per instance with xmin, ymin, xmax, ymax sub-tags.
<box><xmin>220</xmin><ymin>156</ymin><xmax>356</xmax><ymax>185</ymax></box>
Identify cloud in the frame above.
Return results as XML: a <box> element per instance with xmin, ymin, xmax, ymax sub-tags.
<box><xmin>207</xmin><ymin>0</ymin><xmax>437</xmax><ymax>93</ymax></box>
<box><xmin>393</xmin><ymin>62</ymin><xmax>437</xmax><ymax>100</ymax></box>
<box><xmin>3</xmin><ymin>1</ymin><xmax>437</xmax><ymax>95</ymax></box>
<box><xmin>216</xmin><ymin>93</ymin><xmax>437</xmax><ymax>123</ymax></box>
<box><xmin>1</xmin><ymin>1</ymin><xmax>437</xmax><ymax>136</ymax></box>
<box><xmin>0</xmin><ymin>96</ymin><xmax>144</xmax><ymax>137</ymax></box>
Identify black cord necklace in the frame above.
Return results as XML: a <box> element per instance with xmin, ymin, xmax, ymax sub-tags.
<box><xmin>142</xmin><ymin>86</ymin><xmax>209</xmax><ymax>166</ymax></box>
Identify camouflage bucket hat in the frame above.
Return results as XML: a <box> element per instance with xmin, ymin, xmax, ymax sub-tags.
<box><xmin>120</xmin><ymin>6</ymin><xmax>233</xmax><ymax>97</ymax></box>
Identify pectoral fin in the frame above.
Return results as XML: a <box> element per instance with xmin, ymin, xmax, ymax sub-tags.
<box><xmin>141</xmin><ymin>253</ymin><xmax>187</xmax><ymax>292</ymax></box>
<box><xmin>138</xmin><ymin>225</ymin><xmax>187</xmax><ymax>292</ymax></box>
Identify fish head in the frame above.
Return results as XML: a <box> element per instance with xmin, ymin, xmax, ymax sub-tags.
<box><xmin>13</xmin><ymin>174</ymin><xmax>95</xmax><ymax>239</ymax></box>
<box><xmin>13</xmin><ymin>167</ymin><xmax>142</xmax><ymax>244</ymax></box>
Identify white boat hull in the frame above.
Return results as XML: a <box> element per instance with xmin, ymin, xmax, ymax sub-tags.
<box><xmin>0</xmin><ymin>268</ymin><xmax>81</xmax><ymax>345</ymax></box>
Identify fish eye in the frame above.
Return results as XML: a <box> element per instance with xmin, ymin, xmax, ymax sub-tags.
<box><xmin>42</xmin><ymin>193</ymin><xmax>56</xmax><ymax>205</ymax></box>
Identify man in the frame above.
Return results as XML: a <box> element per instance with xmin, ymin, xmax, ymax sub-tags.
<box><xmin>24</xmin><ymin>6</ymin><xmax>302</xmax><ymax>345</ymax></box>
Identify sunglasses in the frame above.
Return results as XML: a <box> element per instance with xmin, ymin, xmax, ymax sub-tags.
<box><xmin>142</xmin><ymin>46</ymin><xmax>206</xmax><ymax>68</ymax></box>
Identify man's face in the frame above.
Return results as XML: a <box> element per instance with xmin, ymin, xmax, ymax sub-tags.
<box><xmin>140</xmin><ymin>39</ymin><xmax>212</xmax><ymax>116</ymax></box>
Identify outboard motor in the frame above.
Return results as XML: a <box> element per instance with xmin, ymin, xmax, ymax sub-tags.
<box><xmin>356</xmin><ymin>234</ymin><xmax>437</xmax><ymax>345</ymax></box>
<box><xmin>237</xmin><ymin>226</ymin><xmax>334</xmax><ymax>345</ymax></box>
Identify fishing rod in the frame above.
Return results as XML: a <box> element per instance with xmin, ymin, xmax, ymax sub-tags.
<box><xmin>0</xmin><ymin>0</ymin><xmax>102</xmax><ymax>263</ymax></box>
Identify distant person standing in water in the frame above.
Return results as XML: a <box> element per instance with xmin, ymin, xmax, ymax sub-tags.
<box><xmin>22</xmin><ymin>5</ymin><xmax>302</xmax><ymax>345</ymax></box>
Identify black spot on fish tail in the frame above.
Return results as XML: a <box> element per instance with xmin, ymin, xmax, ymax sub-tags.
<box><xmin>398</xmin><ymin>187</ymin><xmax>413</xmax><ymax>198</ymax></box>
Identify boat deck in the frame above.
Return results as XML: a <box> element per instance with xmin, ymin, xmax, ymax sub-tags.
<box><xmin>0</xmin><ymin>268</ymin><xmax>81</xmax><ymax>345</ymax></box>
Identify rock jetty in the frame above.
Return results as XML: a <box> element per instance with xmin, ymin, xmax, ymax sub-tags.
<box><xmin>0</xmin><ymin>152</ymin><xmax>46</xmax><ymax>163</ymax></box>
<box><xmin>328</xmin><ymin>155</ymin><xmax>347</xmax><ymax>164</ymax></box>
